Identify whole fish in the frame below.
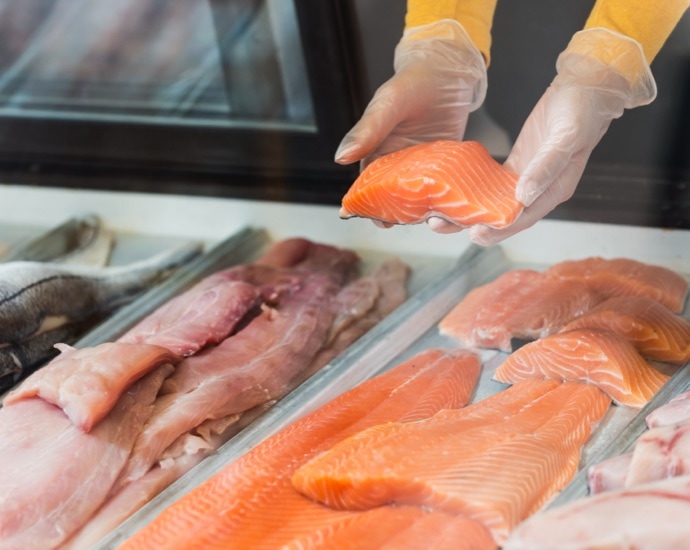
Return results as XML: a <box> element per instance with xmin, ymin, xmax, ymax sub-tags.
<box><xmin>0</xmin><ymin>241</ymin><xmax>202</xmax><ymax>393</ymax></box>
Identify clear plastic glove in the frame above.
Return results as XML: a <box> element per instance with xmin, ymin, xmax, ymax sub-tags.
<box><xmin>470</xmin><ymin>28</ymin><xmax>657</xmax><ymax>246</ymax></box>
<box><xmin>336</xmin><ymin>19</ymin><xmax>487</xmax><ymax>229</ymax></box>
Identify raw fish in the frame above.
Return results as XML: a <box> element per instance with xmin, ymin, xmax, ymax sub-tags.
<box><xmin>283</xmin><ymin>507</ymin><xmax>497</xmax><ymax>550</ymax></box>
<box><xmin>0</xmin><ymin>364</ymin><xmax>172</xmax><ymax>549</ymax></box>
<box><xmin>292</xmin><ymin>379</ymin><xmax>610</xmax><ymax>545</ymax></box>
<box><xmin>504</xmin><ymin>475</ymin><xmax>690</xmax><ymax>550</ymax></box>
<box><xmin>587</xmin><ymin>452</ymin><xmax>633</xmax><ymax>494</ymax></box>
<box><xmin>340</xmin><ymin>140</ymin><xmax>523</xmax><ymax>230</ymax></box>
<box><xmin>646</xmin><ymin>390</ymin><xmax>690</xmax><ymax>428</ymax></box>
<box><xmin>624</xmin><ymin>421</ymin><xmax>690</xmax><ymax>487</ymax></box>
<box><xmin>116</xmin><ymin>270</ymin><xmax>344</xmax><ymax>487</ymax></box>
<box><xmin>562</xmin><ymin>295</ymin><xmax>690</xmax><ymax>364</ymax></box>
<box><xmin>493</xmin><ymin>327</ymin><xmax>670</xmax><ymax>408</ymax></box>
<box><xmin>0</xmin><ymin>241</ymin><xmax>201</xmax><ymax>393</ymax></box>
<box><xmin>545</xmin><ymin>256</ymin><xmax>689</xmax><ymax>313</ymax></box>
<box><xmin>439</xmin><ymin>269</ymin><xmax>601</xmax><ymax>351</ymax></box>
<box><xmin>117</xmin><ymin>277</ymin><xmax>260</xmax><ymax>357</ymax></box>
<box><xmin>118</xmin><ymin>348</ymin><xmax>481</xmax><ymax>550</ymax></box>
<box><xmin>4</xmin><ymin>341</ymin><xmax>178</xmax><ymax>432</ymax></box>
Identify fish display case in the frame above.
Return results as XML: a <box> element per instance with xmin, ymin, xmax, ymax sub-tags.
<box><xmin>0</xmin><ymin>0</ymin><xmax>689</xmax><ymax>548</ymax></box>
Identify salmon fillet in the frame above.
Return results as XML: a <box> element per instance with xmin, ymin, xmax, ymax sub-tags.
<box><xmin>561</xmin><ymin>296</ymin><xmax>690</xmax><ymax>365</ymax></box>
<box><xmin>291</xmin><ymin>379</ymin><xmax>610</xmax><ymax>545</ymax></box>
<box><xmin>119</xmin><ymin>348</ymin><xmax>481</xmax><ymax>550</ymax></box>
<box><xmin>340</xmin><ymin>140</ymin><xmax>523</xmax><ymax>230</ymax></box>
<box><xmin>493</xmin><ymin>328</ymin><xmax>670</xmax><ymax>408</ymax></box>
<box><xmin>545</xmin><ymin>257</ymin><xmax>689</xmax><ymax>313</ymax></box>
<box><xmin>439</xmin><ymin>269</ymin><xmax>601</xmax><ymax>351</ymax></box>
<box><xmin>283</xmin><ymin>507</ymin><xmax>497</xmax><ymax>550</ymax></box>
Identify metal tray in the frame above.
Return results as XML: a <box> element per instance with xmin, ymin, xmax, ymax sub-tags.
<box><xmin>99</xmin><ymin>242</ymin><xmax>690</xmax><ymax>547</ymax></box>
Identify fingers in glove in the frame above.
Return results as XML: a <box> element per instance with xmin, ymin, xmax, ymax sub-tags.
<box><xmin>426</xmin><ymin>217</ymin><xmax>464</xmax><ymax>234</ymax></box>
<box><xmin>335</xmin><ymin>82</ymin><xmax>410</xmax><ymax>165</ymax></box>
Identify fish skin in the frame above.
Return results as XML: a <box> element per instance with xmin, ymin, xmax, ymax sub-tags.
<box><xmin>0</xmin><ymin>242</ymin><xmax>200</xmax><ymax>388</ymax></box>
<box><xmin>291</xmin><ymin>380</ymin><xmax>610</xmax><ymax>545</ymax></box>
<box><xmin>118</xmin><ymin>348</ymin><xmax>481</xmax><ymax>550</ymax></box>
<box><xmin>493</xmin><ymin>327</ymin><xmax>670</xmax><ymax>409</ymax></box>
<box><xmin>340</xmin><ymin>140</ymin><xmax>523</xmax><ymax>230</ymax></box>
<box><xmin>0</xmin><ymin>322</ymin><xmax>91</xmax><ymax>395</ymax></box>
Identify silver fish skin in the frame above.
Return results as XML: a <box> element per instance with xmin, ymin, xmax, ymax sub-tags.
<box><xmin>0</xmin><ymin>241</ymin><xmax>202</xmax><ymax>346</ymax></box>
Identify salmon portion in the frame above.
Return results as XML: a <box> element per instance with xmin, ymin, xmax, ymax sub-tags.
<box><xmin>119</xmin><ymin>348</ymin><xmax>482</xmax><ymax>550</ymax></box>
<box><xmin>284</xmin><ymin>507</ymin><xmax>497</xmax><ymax>550</ymax></box>
<box><xmin>545</xmin><ymin>257</ymin><xmax>689</xmax><ymax>313</ymax></box>
<box><xmin>493</xmin><ymin>328</ymin><xmax>670</xmax><ymax>408</ymax></box>
<box><xmin>562</xmin><ymin>296</ymin><xmax>690</xmax><ymax>365</ymax></box>
<box><xmin>439</xmin><ymin>269</ymin><xmax>601</xmax><ymax>351</ymax></box>
<box><xmin>340</xmin><ymin>140</ymin><xmax>523</xmax><ymax>230</ymax></box>
<box><xmin>291</xmin><ymin>379</ymin><xmax>610</xmax><ymax>545</ymax></box>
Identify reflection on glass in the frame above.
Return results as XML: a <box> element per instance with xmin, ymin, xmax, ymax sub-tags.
<box><xmin>0</xmin><ymin>0</ymin><xmax>315</xmax><ymax>130</ymax></box>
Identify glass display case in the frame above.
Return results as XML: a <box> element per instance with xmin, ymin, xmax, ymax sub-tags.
<box><xmin>0</xmin><ymin>0</ymin><xmax>366</xmax><ymax>201</ymax></box>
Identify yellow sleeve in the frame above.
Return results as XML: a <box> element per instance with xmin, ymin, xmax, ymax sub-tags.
<box><xmin>404</xmin><ymin>0</ymin><xmax>498</xmax><ymax>66</ymax></box>
<box><xmin>585</xmin><ymin>0</ymin><xmax>690</xmax><ymax>62</ymax></box>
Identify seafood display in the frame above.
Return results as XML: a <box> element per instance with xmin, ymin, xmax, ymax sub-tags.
<box><xmin>1</xmin><ymin>212</ymin><xmax>689</xmax><ymax>549</ymax></box>
<box><xmin>340</xmin><ymin>140</ymin><xmax>523</xmax><ymax>230</ymax></box>
<box><xmin>118</xmin><ymin>348</ymin><xmax>483</xmax><ymax>549</ymax></box>
<box><xmin>0</xmin><ymin>233</ymin><xmax>412</xmax><ymax>548</ymax></box>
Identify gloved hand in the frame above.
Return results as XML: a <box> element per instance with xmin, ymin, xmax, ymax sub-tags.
<box><xmin>336</xmin><ymin>19</ymin><xmax>487</xmax><ymax>212</ymax></box>
<box><xmin>469</xmin><ymin>27</ymin><xmax>657</xmax><ymax>246</ymax></box>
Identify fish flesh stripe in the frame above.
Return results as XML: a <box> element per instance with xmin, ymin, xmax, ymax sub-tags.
<box><xmin>561</xmin><ymin>295</ymin><xmax>690</xmax><ymax>365</ymax></box>
<box><xmin>340</xmin><ymin>140</ymin><xmax>523</xmax><ymax>229</ymax></box>
<box><xmin>118</xmin><ymin>348</ymin><xmax>481</xmax><ymax>550</ymax></box>
<box><xmin>291</xmin><ymin>379</ymin><xmax>610</xmax><ymax>545</ymax></box>
<box><xmin>493</xmin><ymin>327</ymin><xmax>670</xmax><ymax>408</ymax></box>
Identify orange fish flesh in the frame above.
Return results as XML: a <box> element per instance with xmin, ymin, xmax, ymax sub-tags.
<box><xmin>340</xmin><ymin>140</ymin><xmax>523</xmax><ymax>230</ymax></box>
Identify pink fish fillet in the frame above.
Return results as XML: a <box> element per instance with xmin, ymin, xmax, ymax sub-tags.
<box><xmin>544</xmin><ymin>256</ymin><xmax>689</xmax><ymax>313</ymax></box>
<box><xmin>646</xmin><ymin>390</ymin><xmax>690</xmax><ymax>428</ymax></box>
<box><xmin>587</xmin><ymin>452</ymin><xmax>633</xmax><ymax>494</ymax></box>
<box><xmin>0</xmin><ymin>364</ymin><xmax>172</xmax><ymax>549</ymax></box>
<box><xmin>625</xmin><ymin>421</ymin><xmax>690</xmax><ymax>488</ymax></box>
<box><xmin>3</xmin><ymin>341</ymin><xmax>177</xmax><ymax>432</ymax></box>
<box><xmin>115</xmin><ymin>271</ymin><xmax>342</xmax><ymax>487</ymax></box>
<box><xmin>504</xmin><ymin>475</ymin><xmax>690</xmax><ymax>550</ymax></box>
<box><xmin>439</xmin><ymin>270</ymin><xmax>600</xmax><ymax>351</ymax></box>
<box><xmin>117</xmin><ymin>278</ymin><xmax>260</xmax><ymax>357</ymax></box>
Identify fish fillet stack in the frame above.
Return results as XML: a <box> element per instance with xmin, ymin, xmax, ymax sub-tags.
<box><xmin>441</xmin><ymin>256</ymin><xmax>690</xmax><ymax>410</ymax></box>
<box><xmin>0</xmin><ymin>237</ymin><xmax>412</xmax><ymax>550</ymax></box>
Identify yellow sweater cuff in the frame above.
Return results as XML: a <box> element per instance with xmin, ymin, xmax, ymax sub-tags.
<box><xmin>585</xmin><ymin>0</ymin><xmax>690</xmax><ymax>62</ymax></box>
<box><xmin>404</xmin><ymin>0</ymin><xmax>498</xmax><ymax>66</ymax></box>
